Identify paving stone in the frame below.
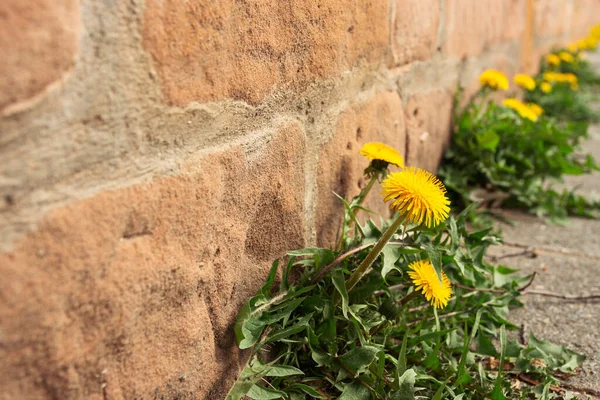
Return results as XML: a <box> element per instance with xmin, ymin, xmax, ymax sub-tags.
<box><xmin>500</xmin><ymin>250</ymin><xmax>600</xmax><ymax>392</ymax></box>
<box><xmin>499</xmin><ymin>81</ymin><xmax>600</xmax><ymax>394</ymax></box>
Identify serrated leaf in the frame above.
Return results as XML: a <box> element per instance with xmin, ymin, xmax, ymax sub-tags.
<box><xmin>455</xmin><ymin>309</ymin><xmax>482</xmax><ymax>387</ymax></box>
<box><xmin>423</xmin><ymin>339</ymin><xmax>442</xmax><ymax>371</ymax></box>
<box><xmin>541</xmin><ymin>382</ymin><xmax>551</xmax><ymax>400</ymax></box>
<box><xmin>398</xmin><ymin>246</ymin><xmax>423</xmax><ymax>254</ymax></box>
<box><xmin>234</xmin><ymin>301</ymin><xmax>252</xmax><ymax>345</ymax></box>
<box><xmin>528</xmin><ymin>333</ymin><xmax>585</xmax><ymax>372</ymax></box>
<box><xmin>260</xmin><ymin>297</ymin><xmax>305</xmax><ymax>326</ymax></box>
<box><xmin>338</xmin><ymin>346</ymin><xmax>381</xmax><ymax>376</ymax></box>
<box><xmin>332</xmin><ymin>269</ymin><xmax>349</xmax><ymax>318</ymax></box>
<box><xmin>408</xmin><ymin>329</ymin><xmax>455</xmax><ymax>346</ymax></box>
<box><xmin>391</xmin><ymin>368</ymin><xmax>416</xmax><ymax>400</ymax></box>
<box><xmin>469</xmin><ymin>227</ymin><xmax>492</xmax><ymax>241</ymax></box>
<box><xmin>493</xmin><ymin>265</ymin><xmax>521</xmax><ymax>288</ymax></box>
<box><xmin>423</xmin><ymin>243</ymin><xmax>443</xmax><ymax>281</ymax></box>
<box><xmin>318</xmin><ymin>299</ymin><xmax>336</xmax><ymax>342</ymax></box>
<box><xmin>224</xmin><ymin>361</ymin><xmax>263</xmax><ymax>400</ymax></box>
<box><xmin>490</xmin><ymin>384</ymin><xmax>507</xmax><ymax>400</ymax></box>
<box><xmin>311</xmin><ymin>348</ymin><xmax>333</xmax><ymax>367</ymax></box>
<box><xmin>432</xmin><ymin>384</ymin><xmax>445</xmax><ymax>400</ymax></box>
<box><xmin>261</xmin><ymin>260</ymin><xmax>279</xmax><ymax>295</ymax></box>
<box><xmin>288</xmin><ymin>383</ymin><xmax>326</xmax><ymax>398</ymax></box>
<box><xmin>265</xmin><ymin>314</ymin><xmax>312</xmax><ymax>344</ymax></box>
<box><xmin>490</xmin><ymin>325</ymin><xmax>508</xmax><ymax>400</ymax></box>
<box><xmin>287</xmin><ymin>248</ymin><xmax>335</xmax><ymax>274</ymax></box>
<box><xmin>476</xmin><ymin>332</ymin><xmax>497</xmax><ymax>357</ymax></box>
<box><xmin>334</xmin><ymin>192</ymin><xmax>366</xmax><ymax>239</ymax></box>
<box><xmin>397</xmin><ymin>333</ymin><xmax>408</xmax><ymax>377</ymax></box>
<box><xmin>247</xmin><ymin>384</ymin><xmax>286</xmax><ymax>400</ymax></box>
<box><xmin>338</xmin><ymin>380</ymin><xmax>371</xmax><ymax>400</ymax></box>
<box><xmin>476</xmin><ymin>130</ymin><xmax>500</xmax><ymax>151</ymax></box>
<box><xmin>264</xmin><ymin>364</ymin><xmax>304</xmax><ymax>377</ymax></box>
<box><xmin>281</xmin><ymin>256</ymin><xmax>295</xmax><ymax>292</ymax></box>
<box><xmin>234</xmin><ymin>301</ymin><xmax>266</xmax><ymax>350</ymax></box>
<box><xmin>376</xmin><ymin>351</ymin><xmax>385</xmax><ymax>386</ymax></box>
<box><xmin>448</xmin><ymin>216</ymin><xmax>459</xmax><ymax>251</ymax></box>
<box><xmin>382</xmin><ymin>245</ymin><xmax>402</xmax><ymax>278</ymax></box>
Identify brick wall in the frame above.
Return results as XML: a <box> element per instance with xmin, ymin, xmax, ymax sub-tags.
<box><xmin>0</xmin><ymin>0</ymin><xmax>598</xmax><ymax>398</ymax></box>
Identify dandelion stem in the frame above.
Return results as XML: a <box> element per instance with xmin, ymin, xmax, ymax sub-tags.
<box><xmin>345</xmin><ymin>214</ymin><xmax>405</xmax><ymax>292</ymax></box>
<box><xmin>474</xmin><ymin>90</ymin><xmax>490</xmax><ymax>123</ymax></box>
<box><xmin>398</xmin><ymin>290</ymin><xmax>419</xmax><ymax>306</ymax></box>
<box><xmin>357</xmin><ymin>174</ymin><xmax>377</xmax><ymax>207</ymax></box>
<box><xmin>336</xmin><ymin>174</ymin><xmax>378</xmax><ymax>251</ymax></box>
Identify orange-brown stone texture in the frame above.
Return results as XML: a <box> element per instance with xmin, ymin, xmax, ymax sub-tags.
<box><xmin>0</xmin><ymin>124</ymin><xmax>306</xmax><ymax>399</ymax></box>
<box><xmin>1</xmin><ymin>0</ymin><xmax>598</xmax><ymax>398</ymax></box>
<box><xmin>388</xmin><ymin>0</ymin><xmax>440</xmax><ymax>67</ymax></box>
<box><xmin>0</xmin><ymin>0</ymin><xmax>80</xmax><ymax>115</ymax></box>
<box><xmin>143</xmin><ymin>0</ymin><xmax>389</xmax><ymax>105</ymax></box>
<box><xmin>404</xmin><ymin>90</ymin><xmax>454</xmax><ymax>173</ymax></box>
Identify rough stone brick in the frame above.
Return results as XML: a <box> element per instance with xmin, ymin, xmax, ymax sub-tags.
<box><xmin>569</xmin><ymin>0</ymin><xmax>600</xmax><ymax>40</ymax></box>
<box><xmin>316</xmin><ymin>91</ymin><xmax>406</xmax><ymax>247</ymax></box>
<box><xmin>534</xmin><ymin>0</ymin><xmax>574</xmax><ymax>37</ymax></box>
<box><xmin>404</xmin><ymin>90</ymin><xmax>453</xmax><ymax>173</ymax></box>
<box><xmin>143</xmin><ymin>0</ymin><xmax>389</xmax><ymax>106</ymax></box>
<box><xmin>0</xmin><ymin>123</ymin><xmax>306</xmax><ymax>399</ymax></box>
<box><xmin>0</xmin><ymin>0</ymin><xmax>80</xmax><ymax>115</ymax></box>
<box><xmin>444</xmin><ymin>0</ymin><xmax>502</xmax><ymax>58</ymax></box>
<box><xmin>389</xmin><ymin>0</ymin><xmax>440</xmax><ymax>67</ymax></box>
<box><xmin>444</xmin><ymin>0</ymin><xmax>523</xmax><ymax>58</ymax></box>
<box><xmin>503</xmin><ymin>0</ymin><xmax>527</xmax><ymax>41</ymax></box>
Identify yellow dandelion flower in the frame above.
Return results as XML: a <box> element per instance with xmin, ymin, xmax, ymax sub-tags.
<box><xmin>559</xmin><ymin>51</ymin><xmax>574</xmax><ymax>63</ymax></box>
<box><xmin>540</xmin><ymin>82</ymin><xmax>552</xmax><ymax>93</ymax></box>
<box><xmin>513</xmin><ymin>74</ymin><xmax>536</xmax><ymax>91</ymax></box>
<box><xmin>543</xmin><ymin>72</ymin><xmax>578</xmax><ymax>90</ymax></box>
<box><xmin>565</xmin><ymin>73</ymin><xmax>579</xmax><ymax>90</ymax></box>
<box><xmin>591</xmin><ymin>24</ymin><xmax>600</xmax><ymax>39</ymax></box>
<box><xmin>527</xmin><ymin>103</ymin><xmax>544</xmax><ymax>117</ymax></box>
<box><xmin>360</xmin><ymin>142</ymin><xmax>404</xmax><ymax>168</ymax></box>
<box><xmin>578</xmin><ymin>36</ymin><xmax>598</xmax><ymax>50</ymax></box>
<box><xmin>503</xmin><ymin>98</ymin><xmax>538</xmax><ymax>122</ymax></box>
<box><xmin>408</xmin><ymin>260</ymin><xmax>452</xmax><ymax>309</ymax></box>
<box><xmin>478</xmin><ymin>69</ymin><xmax>509</xmax><ymax>90</ymax></box>
<box><xmin>567</xmin><ymin>43</ymin><xmax>579</xmax><ymax>53</ymax></box>
<box><xmin>546</xmin><ymin>54</ymin><xmax>561</xmax><ymax>66</ymax></box>
<box><xmin>381</xmin><ymin>167</ymin><xmax>450</xmax><ymax>228</ymax></box>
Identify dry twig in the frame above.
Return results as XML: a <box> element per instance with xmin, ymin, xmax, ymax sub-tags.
<box><xmin>522</xmin><ymin>289</ymin><xmax>600</xmax><ymax>300</ymax></box>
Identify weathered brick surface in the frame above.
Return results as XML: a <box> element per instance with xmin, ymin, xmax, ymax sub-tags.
<box><xmin>1</xmin><ymin>0</ymin><xmax>599</xmax><ymax>397</ymax></box>
<box><xmin>316</xmin><ymin>91</ymin><xmax>406</xmax><ymax>247</ymax></box>
<box><xmin>534</xmin><ymin>0</ymin><xmax>574</xmax><ymax>37</ymax></box>
<box><xmin>389</xmin><ymin>0</ymin><xmax>440</xmax><ymax>66</ymax></box>
<box><xmin>143</xmin><ymin>0</ymin><xmax>389</xmax><ymax>106</ymax></box>
<box><xmin>0</xmin><ymin>0</ymin><xmax>80</xmax><ymax>115</ymax></box>
<box><xmin>444</xmin><ymin>0</ymin><xmax>502</xmax><ymax>58</ymax></box>
<box><xmin>0</xmin><ymin>124</ymin><xmax>306</xmax><ymax>399</ymax></box>
<box><xmin>443</xmin><ymin>0</ymin><xmax>525</xmax><ymax>59</ymax></box>
<box><xmin>570</xmin><ymin>0</ymin><xmax>600</xmax><ymax>39</ymax></box>
<box><xmin>404</xmin><ymin>90</ymin><xmax>454</xmax><ymax>172</ymax></box>
<box><xmin>504</xmin><ymin>0</ymin><xmax>527</xmax><ymax>42</ymax></box>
